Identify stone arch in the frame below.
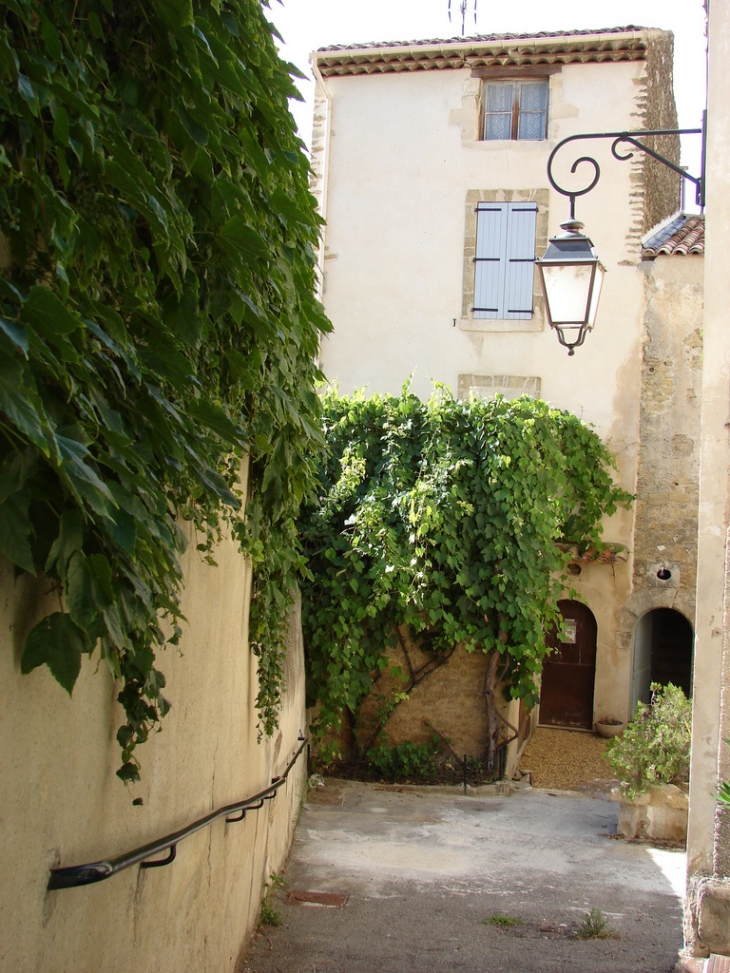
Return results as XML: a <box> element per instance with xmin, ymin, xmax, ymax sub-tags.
<box><xmin>630</xmin><ymin>606</ymin><xmax>693</xmax><ymax>711</ymax></box>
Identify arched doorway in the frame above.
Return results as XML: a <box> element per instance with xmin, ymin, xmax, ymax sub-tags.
<box><xmin>631</xmin><ymin>608</ymin><xmax>693</xmax><ymax>712</ymax></box>
<box><xmin>539</xmin><ymin>600</ymin><xmax>598</xmax><ymax>730</ymax></box>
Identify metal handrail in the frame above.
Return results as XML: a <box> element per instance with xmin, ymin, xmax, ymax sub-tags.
<box><xmin>47</xmin><ymin>734</ymin><xmax>308</xmax><ymax>890</ymax></box>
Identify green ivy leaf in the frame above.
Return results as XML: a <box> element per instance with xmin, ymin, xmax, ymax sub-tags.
<box><xmin>0</xmin><ymin>491</ymin><xmax>35</xmax><ymax>573</ymax></box>
<box><xmin>21</xmin><ymin>285</ymin><xmax>82</xmax><ymax>337</ymax></box>
<box><xmin>21</xmin><ymin>612</ymin><xmax>90</xmax><ymax>694</ymax></box>
<box><xmin>45</xmin><ymin>508</ymin><xmax>84</xmax><ymax>576</ymax></box>
<box><xmin>66</xmin><ymin>551</ymin><xmax>102</xmax><ymax>628</ymax></box>
<box><xmin>0</xmin><ymin>317</ymin><xmax>29</xmax><ymax>355</ymax></box>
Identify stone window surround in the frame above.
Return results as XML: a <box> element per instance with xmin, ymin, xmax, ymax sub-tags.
<box><xmin>481</xmin><ymin>78</ymin><xmax>550</xmax><ymax>142</ymax></box>
<box><xmin>455</xmin><ymin>65</ymin><xmax>562</xmax><ymax>147</ymax></box>
<box><xmin>460</xmin><ymin>188</ymin><xmax>549</xmax><ymax>333</ymax></box>
<box><xmin>458</xmin><ymin>374</ymin><xmax>542</xmax><ymax>401</ymax></box>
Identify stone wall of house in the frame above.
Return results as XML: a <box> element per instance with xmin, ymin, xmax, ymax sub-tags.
<box><xmin>639</xmin><ymin>30</ymin><xmax>681</xmax><ymax>234</ymax></box>
<box><xmin>613</xmin><ymin>254</ymin><xmax>703</xmax><ymax>679</ymax></box>
<box><xmin>352</xmin><ymin>632</ymin><xmax>523</xmax><ymax>779</ymax></box>
<box><xmin>683</xmin><ymin>0</ymin><xmax>730</xmax><ymax>959</ymax></box>
<box><xmin>0</xmin><ymin>465</ymin><xmax>307</xmax><ymax>973</ymax></box>
<box><xmin>310</xmin><ymin>35</ymin><xmax>681</xmax><ymax>757</ymax></box>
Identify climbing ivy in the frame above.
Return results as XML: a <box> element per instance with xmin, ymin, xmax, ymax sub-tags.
<box><xmin>299</xmin><ymin>388</ymin><xmax>631</xmax><ymax>762</ymax></box>
<box><xmin>0</xmin><ymin>0</ymin><xmax>330</xmax><ymax>780</ymax></box>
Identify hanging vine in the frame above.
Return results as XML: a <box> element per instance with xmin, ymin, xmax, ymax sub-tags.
<box><xmin>298</xmin><ymin>387</ymin><xmax>632</xmax><ymax>765</ymax></box>
<box><xmin>0</xmin><ymin>0</ymin><xmax>330</xmax><ymax>780</ymax></box>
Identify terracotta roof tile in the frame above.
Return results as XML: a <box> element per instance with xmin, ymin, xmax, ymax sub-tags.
<box><xmin>317</xmin><ymin>26</ymin><xmax>648</xmax><ymax>54</ymax></box>
<box><xmin>313</xmin><ymin>26</ymin><xmax>660</xmax><ymax>76</ymax></box>
<box><xmin>642</xmin><ymin>214</ymin><xmax>705</xmax><ymax>259</ymax></box>
<box><xmin>557</xmin><ymin>543</ymin><xmax>628</xmax><ymax>564</ymax></box>
<box><xmin>313</xmin><ymin>26</ymin><xmax>665</xmax><ymax>77</ymax></box>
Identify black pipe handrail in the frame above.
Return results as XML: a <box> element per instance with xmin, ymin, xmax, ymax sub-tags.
<box><xmin>48</xmin><ymin>734</ymin><xmax>308</xmax><ymax>891</ymax></box>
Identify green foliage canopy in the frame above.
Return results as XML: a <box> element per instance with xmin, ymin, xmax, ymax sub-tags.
<box><xmin>0</xmin><ymin>0</ymin><xmax>330</xmax><ymax>779</ymax></box>
<box><xmin>299</xmin><ymin>388</ymin><xmax>631</xmax><ymax>742</ymax></box>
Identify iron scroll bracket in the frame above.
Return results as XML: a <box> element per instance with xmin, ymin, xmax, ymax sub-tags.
<box><xmin>547</xmin><ymin>115</ymin><xmax>706</xmax><ymax>220</ymax></box>
<box><xmin>47</xmin><ymin>734</ymin><xmax>308</xmax><ymax>891</ymax></box>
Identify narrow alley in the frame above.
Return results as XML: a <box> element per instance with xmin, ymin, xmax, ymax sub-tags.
<box><xmin>241</xmin><ymin>780</ymin><xmax>685</xmax><ymax>973</ymax></box>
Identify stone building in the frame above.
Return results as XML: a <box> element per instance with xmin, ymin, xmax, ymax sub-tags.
<box><xmin>309</xmin><ymin>27</ymin><xmax>700</xmax><ymax>769</ymax></box>
<box><xmin>681</xmin><ymin>0</ymin><xmax>730</xmax><ymax>961</ymax></box>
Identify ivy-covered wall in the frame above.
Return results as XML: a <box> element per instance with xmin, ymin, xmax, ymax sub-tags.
<box><xmin>0</xmin><ymin>0</ymin><xmax>325</xmax><ymax>968</ymax></box>
<box><xmin>0</xmin><ymin>0</ymin><xmax>329</xmax><ymax>778</ymax></box>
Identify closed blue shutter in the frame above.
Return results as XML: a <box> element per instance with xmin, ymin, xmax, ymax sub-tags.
<box><xmin>504</xmin><ymin>204</ymin><xmax>537</xmax><ymax>320</ymax></box>
<box><xmin>473</xmin><ymin>205</ymin><xmax>507</xmax><ymax>319</ymax></box>
<box><xmin>473</xmin><ymin>202</ymin><xmax>537</xmax><ymax>320</ymax></box>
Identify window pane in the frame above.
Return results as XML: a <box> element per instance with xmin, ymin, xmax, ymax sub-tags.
<box><xmin>519</xmin><ymin>83</ymin><xmax>548</xmax><ymax>111</ymax></box>
<box><xmin>485</xmin><ymin>113</ymin><xmax>512</xmax><ymax>140</ymax></box>
<box><xmin>486</xmin><ymin>84</ymin><xmax>514</xmax><ymax>112</ymax></box>
<box><xmin>518</xmin><ymin>111</ymin><xmax>546</xmax><ymax>140</ymax></box>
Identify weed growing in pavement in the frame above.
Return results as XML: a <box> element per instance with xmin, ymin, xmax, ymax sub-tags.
<box><xmin>574</xmin><ymin>907</ymin><xmax>618</xmax><ymax>940</ymax></box>
<box><xmin>483</xmin><ymin>914</ymin><xmax>522</xmax><ymax>928</ymax></box>
<box><xmin>260</xmin><ymin>874</ymin><xmax>287</xmax><ymax>927</ymax></box>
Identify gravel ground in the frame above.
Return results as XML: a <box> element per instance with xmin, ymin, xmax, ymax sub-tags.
<box><xmin>518</xmin><ymin>726</ymin><xmax>618</xmax><ymax>792</ymax></box>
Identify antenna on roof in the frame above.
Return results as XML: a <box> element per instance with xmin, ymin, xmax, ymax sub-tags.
<box><xmin>447</xmin><ymin>0</ymin><xmax>478</xmax><ymax>37</ymax></box>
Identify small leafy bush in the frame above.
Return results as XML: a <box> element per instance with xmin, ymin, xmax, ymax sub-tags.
<box><xmin>607</xmin><ymin>683</ymin><xmax>691</xmax><ymax>799</ymax></box>
<box><xmin>574</xmin><ymin>908</ymin><xmax>616</xmax><ymax>940</ymax></box>
<box><xmin>366</xmin><ymin>738</ymin><xmax>440</xmax><ymax>781</ymax></box>
<box><xmin>483</xmin><ymin>914</ymin><xmax>521</xmax><ymax>928</ymax></box>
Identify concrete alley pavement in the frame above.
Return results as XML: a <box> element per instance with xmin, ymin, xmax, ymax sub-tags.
<box><xmin>241</xmin><ymin>780</ymin><xmax>685</xmax><ymax>973</ymax></box>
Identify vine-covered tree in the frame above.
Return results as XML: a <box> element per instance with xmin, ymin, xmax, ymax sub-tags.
<box><xmin>0</xmin><ymin>0</ymin><xmax>330</xmax><ymax>780</ymax></box>
<box><xmin>299</xmin><ymin>388</ymin><xmax>631</xmax><ymax>769</ymax></box>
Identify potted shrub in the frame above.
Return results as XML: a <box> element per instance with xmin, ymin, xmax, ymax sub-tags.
<box><xmin>606</xmin><ymin>683</ymin><xmax>691</xmax><ymax>842</ymax></box>
<box><xmin>594</xmin><ymin>716</ymin><xmax>626</xmax><ymax>739</ymax></box>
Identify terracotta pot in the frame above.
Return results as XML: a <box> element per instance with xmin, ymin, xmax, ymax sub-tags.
<box><xmin>595</xmin><ymin>720</ymin><xmax>626</xmax><ymax>739</ymax></box>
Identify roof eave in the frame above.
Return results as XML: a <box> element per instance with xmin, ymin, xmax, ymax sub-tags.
<box><xmin>313</xmin><ymin>28</ymin><xmax>653</xmax><ymax>64</ymax></box>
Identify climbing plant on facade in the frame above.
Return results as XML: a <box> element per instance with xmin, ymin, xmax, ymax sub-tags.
<box><xmin>0</xmin><ymin>0</ymin><xmax>330</xmax><ymax>780</ymax></box>
<box><xmin>299</xmin><ymin>388</ymin><xmax>631</xmax><ymax>765</ymax></box>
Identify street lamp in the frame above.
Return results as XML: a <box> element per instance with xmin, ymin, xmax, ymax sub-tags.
<box><xmin>540</xmin><ymin>120</ymin><xmax>706</xmax><ymax>354</ymax></box>
<box><xmin>535</xmin><ymin>219</ymin><xmax>604</xmax><ymax>356</ymax></box>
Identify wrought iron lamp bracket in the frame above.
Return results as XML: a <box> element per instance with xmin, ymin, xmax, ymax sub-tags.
<box><xmin>547</xmin><ymin>115</ymin><xmax>706</xmax><ymax>219</ymax></box>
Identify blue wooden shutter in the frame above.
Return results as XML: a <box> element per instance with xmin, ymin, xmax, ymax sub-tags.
<box><xmin>504</xmin><ymin>203</ymin><xmax>537</xmax><ymax>320</ymax></box>
<box><xmin>473</xmin><ymin>202</ymin><xmax>537</xmax><ymax>320</ymax></box>
<box><xmin>473</xmin><ymin>204</ymin><xmax>507</xmax><ymax>319</ymax></box>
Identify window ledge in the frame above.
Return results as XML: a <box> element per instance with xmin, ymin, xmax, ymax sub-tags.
<box><xmin>463</xmin><ymin>139</ymin><xmax>553</xmax><ymax>151</ymax></box>
<box><xmin>460</xmin><ymin>317</ymin><xmax>543</xmax><ymax>333</ymax></box>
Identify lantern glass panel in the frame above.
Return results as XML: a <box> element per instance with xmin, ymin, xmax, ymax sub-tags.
<box><xmin>540</xmin><ymin>262</ymin><xmax>594</xmax><ymax>324</ymax></box>
<box><xmin>587</xmin><ymin>264</ymin><xmax>604</xmax><ymax>327</ymax></box>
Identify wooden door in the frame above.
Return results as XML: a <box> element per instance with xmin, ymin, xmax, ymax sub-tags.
<box><xmin>539</xmin><ymin>600</ymin><xmax>597</xmax><ymax>729</ymax></box>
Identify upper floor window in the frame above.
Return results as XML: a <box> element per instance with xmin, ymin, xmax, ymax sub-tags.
<box><xmin>483</xmin><ymin>81</ymin><xmax>548</xmax><ymax>141</ymax></box>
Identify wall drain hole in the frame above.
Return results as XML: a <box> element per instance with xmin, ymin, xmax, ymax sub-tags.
<box><xmin>657</xmin><ymin>568</ymin><xmax>672</xmax><ymax>581</ymax></box>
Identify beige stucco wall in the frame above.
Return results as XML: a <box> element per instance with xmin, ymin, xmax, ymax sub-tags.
<box><xmin>315</xmin><ymin>54</ymin><xmax>673</xmax><ymax>451</ymax></box>
<box><xmin>684</xmin><ymin>0</ymin><xmax>730</xmax><ymax>958</ymax></box>
<box><xmin>0</xmin><ymin>479</ymin><xmax>306</xmax><ymax>973</ymax></box>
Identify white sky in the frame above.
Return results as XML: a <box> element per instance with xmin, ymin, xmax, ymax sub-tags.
<box><xmin>268</xmin><ymin>0</ymin><xmax>707</xmax><ymax>193</ymax></box>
